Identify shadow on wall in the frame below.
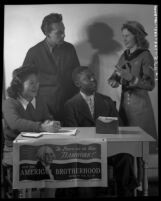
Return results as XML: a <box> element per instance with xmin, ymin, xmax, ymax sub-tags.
<box><xmin>75</xmin><ymin>15</ymin><xmax>126</xmax><ymax>109</ymax></box>
<box><xmin>86</xmin><ymin>21</ymin><xmax>122</xmax><ymax>81</ymax></box>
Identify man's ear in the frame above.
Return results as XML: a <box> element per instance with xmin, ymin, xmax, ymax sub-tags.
<box><xmin>74</xmin><ymin>80</ymin><xmax>80</xmax><ymax>88</ymax></box>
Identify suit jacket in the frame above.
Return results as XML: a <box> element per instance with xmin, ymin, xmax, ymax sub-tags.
<box><xmin>64</xmin><ymin>92</ymin><xmax>119</xmax><ymax>127</ymax></box>
<box><xmin>23</xmin><ymin>39</ymin><xmax>80</xmax><ymax>119</ymax></box>
<box><xmin>63</xmin><ymin>92</ymin><xmax>138</xmax><ymax>195</ymax></box>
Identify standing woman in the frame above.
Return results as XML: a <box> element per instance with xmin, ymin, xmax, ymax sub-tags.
<box><xmin>108</xmin><ymin>21</ymin><xmax>158</xmax><ymax>188</ymax></box>
<box><xmin>108</xmin><ymin>21</ymin><xmax>157</xmax><ymax>152</ymax></box>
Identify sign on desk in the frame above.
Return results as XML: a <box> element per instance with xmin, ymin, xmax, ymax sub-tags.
<box><xmin>13</xmin><ymin>138</ymin><xmax>107</xmax><ymax>189</ymax></box>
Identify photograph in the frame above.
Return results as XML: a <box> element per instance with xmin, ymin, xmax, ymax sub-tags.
<box><xmin>2</xmin><ymin>3</ymin><xmax>158</xmax><ymax>198</ymax></box>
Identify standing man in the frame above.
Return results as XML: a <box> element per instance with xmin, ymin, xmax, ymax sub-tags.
<box><xmin>23</xmin><ymin>13</ymin><xmax>80</xmax><ymax>121</ymax></box>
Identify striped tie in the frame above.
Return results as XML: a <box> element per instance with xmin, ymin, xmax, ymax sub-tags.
<box><xmin>88</xmin><ymin>97</ymin><xmax>94</xmax><ymax>117</ymax></box>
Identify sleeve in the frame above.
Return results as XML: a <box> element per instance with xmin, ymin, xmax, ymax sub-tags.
<box><xmin>63</xmin><ymin>45</ymin><xmax>80</xmax><ymax>99</ymax></box>
<box><xmin>108</xmin><ymin>98</ymin><xmax>119</xmax><ymax>117</ymax></box>
<box><xmin>63</xmin><ymin>102</ymin><xmax>78</xmax><ymax>127</ymax></box>
<box><xmin>108</xmin><ymin>54</ymin><xmax>124</xmax><ymax>84</ymax></box>
<box><xmin>69</xmin><ymin>45</ymin><xmax>80</xmax><ymax>70</ymax></box>
<box><xmin>129</xmin><ymin>51</ymin><xmax>155</xmax><ymax>91</ymax></box>
<box><xmin>106</xmin><ymin>97</ymin><xmax>123</xmax><ymax>126</ymax></box>
<box><xmin>2</xmin><ymin>99</ymin><xmax>42</xmax><ymax>132</ymax></box>
<box><xmin>23</xmin><ymin>48</ymin><xmax>36</xmax><ymax>66</ymax></box>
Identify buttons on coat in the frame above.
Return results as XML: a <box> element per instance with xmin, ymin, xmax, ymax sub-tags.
<box><xmin>127</xmin><ymin>92</ymin><xmax>130</xmax><ymax>104</ymax></box>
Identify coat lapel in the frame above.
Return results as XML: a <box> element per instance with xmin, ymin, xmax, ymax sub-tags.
<box><xmin>76</xmin><ymin>93</ymin><xmax>95</xmax><ymax>123</ymax></box>
<box><xmin>94</xmin><ymin>93</ymin><xmax>107</xmax><ymax>120</ymax></box>
<box><xmin>42</xmin><ymin>40</ymin><xmax>58</xmax><ymax>74</ymax></box>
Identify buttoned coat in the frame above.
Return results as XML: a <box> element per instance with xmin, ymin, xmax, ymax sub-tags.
<box><xmin>111</xmin><ymin>49</ymin><xmax>157</xmax><ymax>153</ymax></box>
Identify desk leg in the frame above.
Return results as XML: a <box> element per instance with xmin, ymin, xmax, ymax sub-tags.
<box><xmin>143</xmin><ymin>160</ymin><xmax>148</xmax><ymax>196</ymax></box>
<box><xmin>18</xmin><ymin>189</ymin><xmax>26</xmax><ymax>198</ymax></box>
<box><xmin>134</xmin><ymin>157</ymin><xmax>137</xmax><ymax>197</ymax></box>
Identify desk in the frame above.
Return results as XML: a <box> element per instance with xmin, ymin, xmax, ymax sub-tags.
<box><xmin>13</xmin><ymin>127</ymin><xmax>155</xmax><ymax>196</ymax></box>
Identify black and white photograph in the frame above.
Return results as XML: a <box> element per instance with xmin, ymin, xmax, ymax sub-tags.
<box><xmin>1</xmin><ymin>3</ymin><xmax>158</xmax><ymax>198</ymax></box>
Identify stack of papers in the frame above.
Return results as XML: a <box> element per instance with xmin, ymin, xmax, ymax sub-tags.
<box><xmin>97</xmin><ymin>116</ymin><xmax>118</xmax><ymax>123</ymax></box>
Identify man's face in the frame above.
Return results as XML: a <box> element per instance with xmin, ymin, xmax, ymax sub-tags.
<box><xmin>43</xmin><ymin>151</ymin><xmax>54</xmax><ymax>165</ymax></box>
<box><xmin>47</xmin><ymin>22</ymin><xmax>65</xmax><ymax>46</ymax></box>
<box><xmin>78</xmin><ymin>70</ymin><xmax>97</xmax><ymax>95</ymax></box>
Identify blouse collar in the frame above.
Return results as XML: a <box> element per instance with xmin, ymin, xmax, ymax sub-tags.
<box><xmin>18</xmin><ymin>96</ymin><xmax>36</xmax><ymax>110</ymax></box>
<box><xmin>124</xmin><ymin>48</ymin><xmax>148</xmax><ymax>61</ymax></box>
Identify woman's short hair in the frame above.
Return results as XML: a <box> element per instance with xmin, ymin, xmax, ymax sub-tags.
<box><xmin>7</xmin><ymin>65</ymin><xmax>38</xmax><ymax>99</ymax></box>
<box><xmin>41</xmin><ymin>13</ymin><xmax>63</xmax><ymax>35</ymax></box>
<box><xmin>36</xmin><ymin>146</ymin><xmax>55</xmax><ymax>161</ymax></box>
<box><xmin>121</xmin><ymin>21</ymin><xmax>149</xmax><ymax>49</ymax></box>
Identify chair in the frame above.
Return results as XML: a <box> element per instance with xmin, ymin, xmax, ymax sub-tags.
<box><xmin>1</xmin><ymin>118</ymin><xmax>32</xmax><ymax>198</ymax></box>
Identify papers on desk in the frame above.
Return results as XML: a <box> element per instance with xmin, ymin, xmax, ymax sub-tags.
<box><xmin>41</xmin><ymin>128</ymin><xmax>77</xmax><ymax>136</ymax></box>
<box><xmin>97</xmin><ymin>116</ymin><xmax>118</xmax><ymax>123</ymax></box>
<box><xmin>21</xmin><ymin>133</ymin><xmax>43</xmax><ymax>138</ymax></box>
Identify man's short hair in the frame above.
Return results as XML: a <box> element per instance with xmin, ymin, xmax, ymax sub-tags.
<box><xmin>41</xmin><ymin>13</ymin><xmax>63</xmax><ymax>35</ymax></box>
<box><xmin>72</xmin><ymin>66</ymin><xmax>89</xmax><ymax>84</ymax></box>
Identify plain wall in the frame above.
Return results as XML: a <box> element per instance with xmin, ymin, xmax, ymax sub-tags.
<box><xmin>4</xmin><ymin>4</ymin><xmax>158</xmax><ymax>133</ymax></box>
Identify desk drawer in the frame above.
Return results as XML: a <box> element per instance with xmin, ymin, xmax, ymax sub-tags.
<box><xmin>107</xmin><ymin>141</ymin><xmax>142</xmax><ymax>157</ymax></box>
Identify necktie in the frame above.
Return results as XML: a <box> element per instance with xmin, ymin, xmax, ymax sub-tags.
<box><xmin>26</xmin><ymin>102</ymin><xmax>35</xmax><ymax>120</ymax></box>
<box><xmin>88</xmin><ymin>97</ymin><xmax>94</xmax><ymax>117</ymax></box>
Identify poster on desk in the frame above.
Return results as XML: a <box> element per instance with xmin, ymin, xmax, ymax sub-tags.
<box><xmin>13</xmin><ymin>138</ymin><xmax>107</xmax><ymax>189</ymax></box>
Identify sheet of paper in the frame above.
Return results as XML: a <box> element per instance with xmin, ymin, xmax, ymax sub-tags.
<box><xmin>21</xmin><ymin>133</ymin><xmax>43</xmax><ymax>138</ymax></box>
<box><xmin>97</xmin><ymin>116</ymin><xmax>118</xmax><ymax>123</ymax></box>
<box><xmin>40</xmin><ymin>128</ymin><xmax>77</xmax><ymax>136</ymax></box>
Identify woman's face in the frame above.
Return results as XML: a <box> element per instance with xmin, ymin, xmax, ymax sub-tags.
<box><xmin>122</xmin><ymin>28</ymin><xmax>137</xmax><ymax>49</ymax></box>
<box><xmin>21</xmin><ymin>74</ymin><xmax>39</xmax><ymax>101</ymax></box>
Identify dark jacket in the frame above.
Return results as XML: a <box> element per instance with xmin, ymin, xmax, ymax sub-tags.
<box><xmin>23</xmin><ymin>40</ymin><xmax>80</xmax><ymax>119</ymax></box>
<box><xmin>64</xmin><ymin>92</ymin><xmax>119</xmax><ymax>127</ymax></box>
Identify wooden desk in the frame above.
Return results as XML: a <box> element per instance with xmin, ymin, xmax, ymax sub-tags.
<box><xmin>13</xmin><ymin>127</ymin><xmax>155</xmax><ymax>196</ymax></box>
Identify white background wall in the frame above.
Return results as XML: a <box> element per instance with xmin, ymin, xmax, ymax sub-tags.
<box><xmin>4</xmin><ymin>4</ymin><xmax>158</xmax><ymax>133</ymax></box>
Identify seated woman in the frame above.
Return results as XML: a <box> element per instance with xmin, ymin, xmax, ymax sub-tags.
<box><xmin>2</xmin><ymin>65</ymin><xmax>61</xmax><ymax>198</ymax></box>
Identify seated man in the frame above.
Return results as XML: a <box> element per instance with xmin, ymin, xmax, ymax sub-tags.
<box><xmin>63</xmin><ymin>66</ymin><xmax>138</xmax><ymax>197</ymax></box>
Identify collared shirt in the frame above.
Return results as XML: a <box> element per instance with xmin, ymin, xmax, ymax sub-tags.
<box><xmin>80</xmin><ymin>91</ymin><xmax>94</xmax><ymax>116</ymax></box>
<box><xmin>18</xmin><ymin>96</ymin><xmax>36</xmax><ymax>110</ymax></box>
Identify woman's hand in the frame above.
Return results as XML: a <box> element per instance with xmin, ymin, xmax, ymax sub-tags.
<box><xmin>52</xmin><ymin>121</ymin><xmax>61</xmax><ymax>132</ymax></box>
<box><xmin>41</xmin><ymin>120</ymin><xmax>61</xmax><ymax>132</ymax></box>
<box><xmin>116</xmin><ymin>63</ymin><xmax>133</xmax><ymax>81</ymax></box>
<box><xmin>108</xmin><ymin>78</ymin><xmax>120</xmax><ymax>88</ymax></box>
